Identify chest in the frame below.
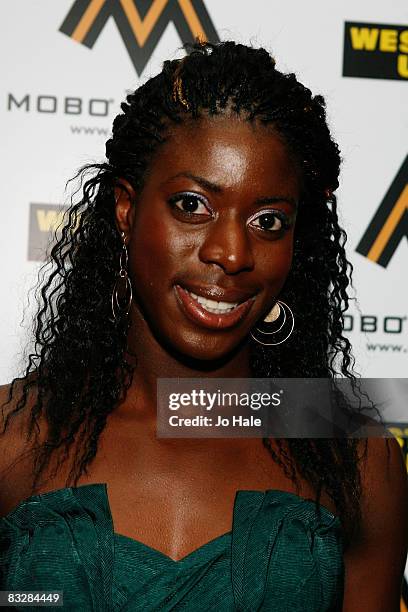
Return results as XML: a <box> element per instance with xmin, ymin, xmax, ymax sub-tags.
<box><xmin>2</xmin><ymin>418</ymin><xmax>338</xmax><ymax>562</ymax></box>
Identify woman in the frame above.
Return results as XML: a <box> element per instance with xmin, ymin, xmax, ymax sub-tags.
<box><xmin>0</xmin><ymin>41</ymin><xmax>407</xmax><ymax>611</ymax></box>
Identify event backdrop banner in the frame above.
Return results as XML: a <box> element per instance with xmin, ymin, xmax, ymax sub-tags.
<box><xmin>0</xmin><ymin>0</ymin><xmax>407</xmax><ymax>601</ymax></box>
<box><xmin>0</xmin><ymin>1</ymin><xmax>406</xmax><ymax>383</ymax></box>
<box><xmin>2</xmin><ymin>0</ymin><xmax>406</xmax><ymax>385</ymax></box>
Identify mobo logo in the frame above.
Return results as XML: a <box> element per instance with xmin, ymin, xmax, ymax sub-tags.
<box><xmin>7</xmin><ymin>94</ymin><xmax>113</xmax><ymax>116</ymax></box>
<box><xmin>59</xmin><ymin>0</ymin><xmax>220</xmax><ymax>75</ymax></box>
<box><xmin>343</xmin><ymin>314</ymin><xmax>406</xmax><ymax>334</ymax></box>
<box><xmin>357</xmin><ymin>156</ymin><xmax>408</xmax><ymax>268</ymax></box>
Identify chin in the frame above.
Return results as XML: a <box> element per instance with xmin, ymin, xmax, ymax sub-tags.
<box><xmin>166</xmin><ymin>330</ymin><xmax>248</xmax><ymax>366</ymax></box>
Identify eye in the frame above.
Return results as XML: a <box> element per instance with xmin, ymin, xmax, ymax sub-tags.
<box><xmin>248</xmin><ymin>210</ymin><xmax>291</xmax><ymax>234</ymax></box>
<box><xmin>168</xmin><ymin>192</ymin><xmax>212</xmax><ymax>218</ymax></box>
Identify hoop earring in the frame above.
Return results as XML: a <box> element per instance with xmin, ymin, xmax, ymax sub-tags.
<box><xmin>111</xmin><ymin>231</ymin><xmax>133</xmax><ymax>322</ymax></box>
<box><xmin>250</xmin><ymin>300</ymin><xmax>294</xmax><ymax>346</ymax></box>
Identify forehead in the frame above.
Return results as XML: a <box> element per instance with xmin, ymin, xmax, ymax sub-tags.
<box><xmin>145</xmin><ymin>114</ymin><xmax>301</xmax><ymax>195</ymax></box>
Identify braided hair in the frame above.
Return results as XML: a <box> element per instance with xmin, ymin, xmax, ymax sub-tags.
<box><xmin>2</xmin><ymin>41</ymin><xmax>379</xmax><ymax>548</ymax></box>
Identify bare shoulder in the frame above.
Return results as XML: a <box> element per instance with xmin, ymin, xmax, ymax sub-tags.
<box><xmin>342</xmin><ymin>436</ymin><xmax>408</xmax><ymax>611</ymax></box>
<box><xmin>0</xmin><ymin>381</ymin><xmax>36</xmax><ymax>459</ymax></box>
<box><xmin>0</xmin><ymin>382</ymin><xmax>27</xmax><ymax>462</ymax></box>
<box><xmin>0</xmin><ymin>380</ymin><xmax>43</xmax><ymax>513</ymax></box>
<box><xmin>356</xmin><ymin>435</ymin><xmax>408</xmax><ymax>514</ymax></box>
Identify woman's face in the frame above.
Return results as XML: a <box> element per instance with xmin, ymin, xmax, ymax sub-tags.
<box><xmin>118</xmin><ymin>114</ymin><xmax>301</xmax><ymax>361</ymax></box>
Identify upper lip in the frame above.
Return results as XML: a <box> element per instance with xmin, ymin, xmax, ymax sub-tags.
<box><xmin>176</xmin><ymin>282</ymin><xmax>258</xmax><ymax>304</ymax></box>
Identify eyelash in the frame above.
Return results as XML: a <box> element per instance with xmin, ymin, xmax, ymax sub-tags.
<box><xmin>247</xmin><ymin>211</ymin><xmax>291</xmax><ymax>234</ymax></box>
<box><xmin>168</xmin><ymin>192</ymin><xmax>212</xmax><ymax>217</ymax></box>
<box><xmin>168</xmin><ymin>192</ymin><xmax>292</xmax><ymax>234</ymax></box>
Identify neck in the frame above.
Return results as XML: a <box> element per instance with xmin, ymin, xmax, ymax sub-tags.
<box><xmin>120</xmin><ymin>305</ymin><xmax>252</xmax><ymax>422</ymax></box>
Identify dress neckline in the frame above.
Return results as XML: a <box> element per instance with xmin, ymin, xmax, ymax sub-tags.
<box><xmin>1</xmin><ymin>482</ymin><xmax>339</xmax><ymax>564</ymax></box>
<box><xmin>115</xmin><ymin>528</ymin><xmax>232</xmax><ymax>564</ymax></box>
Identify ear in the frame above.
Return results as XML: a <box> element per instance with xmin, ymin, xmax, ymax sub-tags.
<box><xmin>114</xmin><ymin>178</ymin><xmax>137</xmax><ymax>238</ymax></box>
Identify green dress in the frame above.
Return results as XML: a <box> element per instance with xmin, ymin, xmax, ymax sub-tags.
<box><xmin>0</xmin><ymin>483</ymin><xmax>344</xmax><ymax>611</ymax></box>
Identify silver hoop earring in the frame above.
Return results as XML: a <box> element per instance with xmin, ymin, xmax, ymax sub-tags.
<box><xmin>111</xmin><ymin>231</ymin><xmax>133</xmax><ymax>322</ymax></box>
<box><xmin>250</xmin><ymin>300</ymin><xmax>294</xmax><ymax>346</ymax></box>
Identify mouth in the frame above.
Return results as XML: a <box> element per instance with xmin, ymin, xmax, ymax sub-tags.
<box><xmin>174</xmin><ymin>284</ymin><xmax>257</xmax><ymax>330</ymax></box>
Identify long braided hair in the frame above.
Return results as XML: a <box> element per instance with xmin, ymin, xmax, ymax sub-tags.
<box><xmin>2</xmin><ymin>41</ymin><xmax>380</xmax><ymax>548</ymax></box>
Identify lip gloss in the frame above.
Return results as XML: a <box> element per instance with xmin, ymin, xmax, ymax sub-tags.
<box><xmin>174</xmin><ymin>285</ymin><xmax>256</xmax><ymax>330</ymax></box>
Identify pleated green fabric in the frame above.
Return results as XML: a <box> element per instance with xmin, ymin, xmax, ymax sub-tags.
<box><xmin>0</xmin><ymin>483</ymin><xmax>344</xmax><ymax>611</ymax></box>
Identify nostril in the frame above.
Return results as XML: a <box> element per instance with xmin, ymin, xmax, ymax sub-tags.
<box><xmin>198</xmin><ymin>232</ymin><xmax>255</xmax><ymax>274</ymax></box>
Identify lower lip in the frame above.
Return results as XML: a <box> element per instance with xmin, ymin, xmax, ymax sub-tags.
<box><xmin>174</xmin><ymin>285</ymin><xmax>256</xmax><ymax>330</ymax></box>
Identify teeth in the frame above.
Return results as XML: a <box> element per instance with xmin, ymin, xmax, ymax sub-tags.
<box><xmin>188</xmin><ymin>291</ymin><xmax>240</xmax><ymax>314</ymax></box>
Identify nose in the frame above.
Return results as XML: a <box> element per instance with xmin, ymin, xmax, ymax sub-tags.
<box><xmin>198</xmin><ymin>211</ymin><xmax>255</xmax><ymax>274</ymax></box>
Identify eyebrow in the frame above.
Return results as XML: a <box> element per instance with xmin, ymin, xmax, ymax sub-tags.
<box><xmin>163</xmin><ymin>172</ymin><xmax>298</xmax><ymax>209</ymax></box>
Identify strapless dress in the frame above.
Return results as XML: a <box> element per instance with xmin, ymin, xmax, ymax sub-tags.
<box><xmin>0</xmin><ymin>483</ymin><xmax>344</xmax><ymax>610</ymax></box>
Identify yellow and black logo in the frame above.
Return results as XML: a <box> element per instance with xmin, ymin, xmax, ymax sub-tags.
<box><xmin>343</xmin><ymin>21</ymin><xmax>408</xmax><ymax>80</ymax></box>
<box><xmin>28</xmin><ymin>204</ymin><xmax>66</xmax><ymax>261</ymax></box>
<box><xmin>356</xmin><ymin>156</ymin><xmax>408</xmax><ymax>268</ymax></box>
<box><xmin>59</xmin><ymin>0</ymin><xmax>219</xmax><ymax>75</ymax></box>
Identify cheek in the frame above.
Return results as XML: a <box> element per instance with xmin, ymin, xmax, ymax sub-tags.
<box><xmin>128</xmin><ymin>215</ymin><xmax>195</xmax><ymax>295</ymax></box>
<box><xmin>255</xmin><ymin>234</ymin><xmax>294</xmax><ymax>291</ymax></box>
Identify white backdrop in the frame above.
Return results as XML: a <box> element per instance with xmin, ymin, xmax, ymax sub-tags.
<box><xmin>0</xmin><ymin>1</ymin><xmax>406</xmax><ymax>381</ymax></box>
<box><xmin>0</xmin><ymin>0</ymin><xmax>407</xmax><ymax>592</ymax></box>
